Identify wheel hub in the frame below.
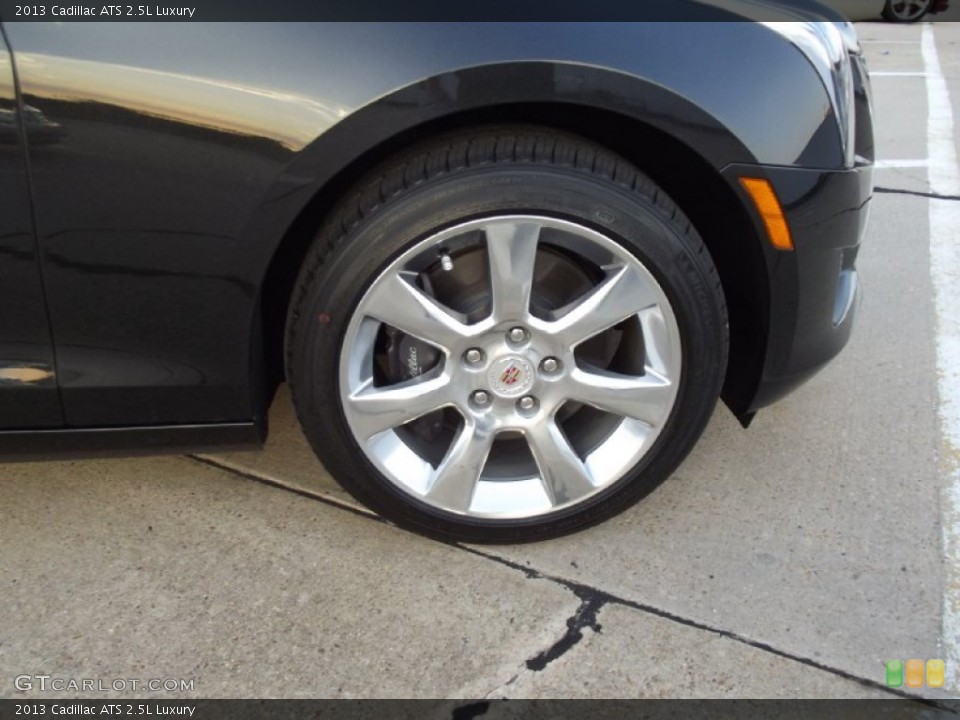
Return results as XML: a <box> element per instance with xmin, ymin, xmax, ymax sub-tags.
<box><xmin>487</xmin><ymin>354</ymin><xmax>535</xmax><ymax>398</ymax></box>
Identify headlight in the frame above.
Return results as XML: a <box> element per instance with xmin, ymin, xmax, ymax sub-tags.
<box><xmin>763</xmin><ymin>21</ymin><xmax>857</xmax><ymax>168</ymax></box>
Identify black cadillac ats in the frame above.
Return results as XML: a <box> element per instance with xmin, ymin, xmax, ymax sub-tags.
<box><xmin>0</xmin><ymin>14</ymin><xmax>874</xmax><ymax>541</ymax></box>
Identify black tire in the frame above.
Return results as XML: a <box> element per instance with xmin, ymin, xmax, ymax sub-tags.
<box><xmin>882</xmin><ymin>0</ymin><xmax>932</xmax><ymax>21</ymax></box>
<box><xmin>286</xmin><ymin>126</ymin><xmax>728</xmax><ymax>543</ymax></box>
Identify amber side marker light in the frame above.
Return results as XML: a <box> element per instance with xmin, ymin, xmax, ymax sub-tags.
<box><xmin>739</xmin><ymin>177</ymin><xmax>794</xmax><ymax>251</ymax></box>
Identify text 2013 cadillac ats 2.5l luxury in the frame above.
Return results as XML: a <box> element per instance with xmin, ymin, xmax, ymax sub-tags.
<box><xmin>0</xmin><ymin>14</ymin><xmax>873</xmax><ymax>542</ymax></box>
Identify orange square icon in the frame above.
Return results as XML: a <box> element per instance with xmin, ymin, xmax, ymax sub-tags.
<box><xmin>927</xmin><ymin>659</ymin><xmax>945</xmax><ymax>688</ymax></box>
<box><xmin>905</xmin><ymin>659</ymin><xmax>925</xmax><ymax>688</ymax></box>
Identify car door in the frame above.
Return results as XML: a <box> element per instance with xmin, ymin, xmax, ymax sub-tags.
<box><xmin>0</xmin><ymin>25</ymin><xmax>63</xmax><ymax>428</ymax></box>
<box><xmin>2</xmin><ymin>23</ymin><xmax>291</xmax><ymax>428</ymax></box>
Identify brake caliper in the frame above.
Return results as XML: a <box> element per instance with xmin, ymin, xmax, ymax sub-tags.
<box><xmin>385</xmin><ymin>328</ymin><xmax>441</xmax><ymax>382</ymax></box>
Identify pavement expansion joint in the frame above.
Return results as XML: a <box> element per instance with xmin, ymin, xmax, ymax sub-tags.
<box><xmin>187</xmin><ymin>454</ymin><xmax>384</xmax><ymax>523</ymax></box>
<box><xmin>189</xmin><ymin>453</ymin><xmax>950</xmax><ymax>704</ymax></box>
<box><xmin>874</xmin><ymin>186</ymin><xmax>960</xmax><ymax>201</ymax></box>
<box><xmin>463</xmin><ymin>546</ymin><xmax>953</xmax><ymax>704</ymax></box>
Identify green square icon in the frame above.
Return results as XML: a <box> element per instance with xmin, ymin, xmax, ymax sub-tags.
<box><xmin>886</xmin><ymin>660</ymin><xmax>904</xmax><ymax>687</ymax></box>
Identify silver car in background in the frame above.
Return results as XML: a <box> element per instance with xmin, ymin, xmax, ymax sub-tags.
<box><xmin>827</xmin><ymin>0</ymin><xmax>949</xmax><ymax>22</ymax></box>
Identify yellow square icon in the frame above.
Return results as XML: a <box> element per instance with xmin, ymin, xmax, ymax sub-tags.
<box><xmin>927</xmin><ymin>659</ymin><xmax>945</xmax><ymax>688</ymax></box>
<box><xmin>905</xmin><ymin>659</ymin><xmax>925</xmax><ymax>688</ymax></box>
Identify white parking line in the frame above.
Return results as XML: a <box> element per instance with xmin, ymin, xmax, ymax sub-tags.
<box><xmin>921</xmin><ymin>23</ymin><xmax>960</xmax><ymax>693</ymax></box>
<box><xmin>874</xmin><ymin>159</ymin><xmax>929</xmax><ymax>169</ymax></box>
<box><xmin>871</xmin><ymin>71</ymin><xmax>931</xmax><ymax>77</ymax></box>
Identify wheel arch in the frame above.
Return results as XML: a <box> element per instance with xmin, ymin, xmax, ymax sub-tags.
<box><xmin>253</xmin><ymin>63</ymin><xmax>770</xmax><ymax>423</ymax></box>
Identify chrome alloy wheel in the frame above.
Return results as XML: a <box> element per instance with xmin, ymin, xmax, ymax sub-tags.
<box><xmin>339</xmin><ymin>215</ymin><xmax>682</xmax><ymax>520</ymax></box>
<box><xmin>886</xmin><ymin>0</ymin><xmax>932</xmax><ymax>20</ymax></box>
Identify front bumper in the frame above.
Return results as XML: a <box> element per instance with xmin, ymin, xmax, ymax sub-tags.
<box><xmin>724</xmin><ymin>160</ymin><xmax>874</xmax><ymax>414</ymax></box>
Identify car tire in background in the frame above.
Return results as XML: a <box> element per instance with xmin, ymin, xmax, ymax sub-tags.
<box><xmin>286</xmin><ymin>126</ymin><xmax>728</xmax><ymax>543</ymax></box>
<box><xmin>882</xmin><ymin>0</ymin><xmax>933</xmax><ymax>21</ymax></box>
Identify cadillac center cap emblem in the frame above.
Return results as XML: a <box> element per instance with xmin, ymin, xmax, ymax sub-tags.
<box><xmin>489</xmin><ymin>356</ymin><xmax>535</xmax><ymax>398</ymax></box>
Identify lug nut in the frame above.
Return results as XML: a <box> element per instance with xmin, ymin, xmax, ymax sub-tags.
<box><xmin>472</xmin><ymin>390</ymin><xmax>491</xmax><ymax>407</ymax></box>
<box><xmin>517</xmin><ymin>396</ymin><xmax>537</xmax><ymax>412</ymax></box>
<box><xmin>540</xmin><ymin>357</ymin><xmax>560</xmax><ymax>374</ymax></box>
<box><xmin>464</xmin><ymin>348</ymin><xmax>484</xmax><ymax>365</ymax></box>
<box><xmin>508</xmin><ymin>327</ymin><xmax>527</xmax><ymax>343</ymax></box>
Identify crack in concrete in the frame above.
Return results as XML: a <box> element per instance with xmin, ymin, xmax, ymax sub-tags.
<box><xmin>483</xmin><ymin>668</ymin><xmax>530</xmax><ymax>700</ymax></box>
<box><xmin>191</xmin><ymin>455</ymin><xmax>953</xmax><ymax>706</ymax></box>
<box><xmin>525</xmin><ymin>586</ymin><xmax>604</xmax><ymax>672</ymax></box>
<box><xmin>459</xmin><ymin>546</ymin><xmax>952</xmax><ymax>705</ymax></box>
<box><xmin>481</xmin><ymin>671</ymin><xmax>522</xmax><ymax>700</ymax></box>
<box><xmin>875</xmin><ymin>186</ymin><xmax>960</xmax><ymax>201</ymax></box>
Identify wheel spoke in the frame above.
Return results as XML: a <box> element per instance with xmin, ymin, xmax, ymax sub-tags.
<box><xmin>526</xmin><ymin>419</ymin><xmax>596</xmax><ymax>507</ymax></box>
<box><xmin>485</xmin><ymin>220</ymin><xmax>541</xmax><ymax>321</ymax></box>
<box><xmin>347</xmin><ymin>375</ymin><xmax>452</xmax><ymax>440</ymax></box>
<box><xmin>363</xmin><ymin>270</ymin><xmax>470</xmax><ymax>350</ymax></box>
<box><xmin>550</xmin><ymin>265</ymin><xmax>658</xmax><ymax>347</ymax></box>
<box><xmin>425</xmin><ymin>422</ymin><xmax>495</xmax><ymax>512</ymax></box>
<box><xmin>893</xmin><ymin>0</ymin><xmax>926</xmax><ymax>16</ymax></box>
<box><xmin>567</xmin><ymin>367</ymin><xmax>673</xmax><ymax>426</ymax></box>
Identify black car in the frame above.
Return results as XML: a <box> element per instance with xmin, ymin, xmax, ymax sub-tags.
<box><xmin>0</xmin><ymin>15</ymin><xmax>874</xmax><ymax>542</ymax></box>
